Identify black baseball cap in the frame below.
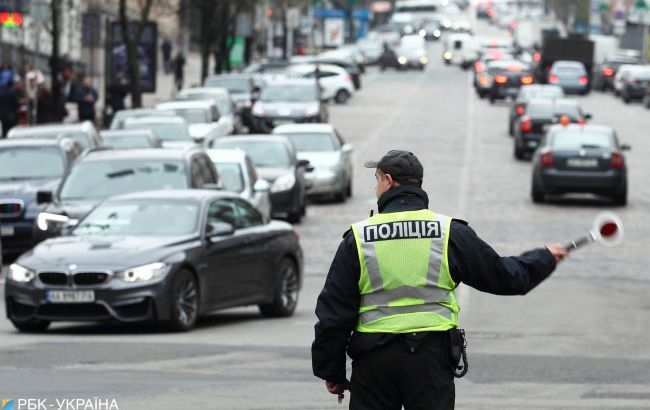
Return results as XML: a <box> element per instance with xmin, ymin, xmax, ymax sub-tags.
<box><xmin>364</xmin><ymin>150</ymin><xmax>423</xmax><ymax>184</ymax></box>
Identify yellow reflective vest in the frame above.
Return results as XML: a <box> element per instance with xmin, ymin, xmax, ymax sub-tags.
<box><xmin>350</xmin><ymin>209</ymin><xmax>459</xmax><ymax>333</ymax></box>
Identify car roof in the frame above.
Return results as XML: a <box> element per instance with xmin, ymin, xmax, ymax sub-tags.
<box><xmin>548</xmin><ymin>124</ymin><xmax>614</xmax><ymax>134</ymax></box>
<box><xmin>107</xmin><ymin>189</ymin><xmax>237</xmax><ymax>203</ymax></box>
<box><xmin>0</xmin><ymin>138</ymin><xmax>71</xmax><ymax>149</ymax></box>
<box><xmin>263</xmin><ymin>77</ymin><xmax>317</xmax><ymax>87</ymax></box>
<box><xmin>8</xmin><ymin>121</ymin><xmax>95</xmax><ymax>135</ymax></box>
<box><xmin>100</xmin><ymin>129</ymin><xmax>158</xmax><ymax>137</ymax></box>
<box><xmin>219</xmin><ymin>134</ymin><xmax>291</xmax><ymax>144</ymax></box>
<box><xmin>272</xmin><ymin>123</ymin><xmax>335</xmax><ymax>133</ymax></box>
<box><xmin>124</xmin><ymin>115</ymin><xmax>188</xmax><ymax>125</ymax></box>
<box><xmin>156</xmin><ymin>100</ymin><xmax>215</xmax><ymax>109</ymax></box>
<box><xmin>206</xmin><ymin>148</ymin><xmax>248</xmax><ymax>163</ymax></box>
<box><xmin>178</xmin><ymin>87</ymin><xmax>230</xmax><ymax>97</ymax></box>
<box><xmin>79</xmin><ymin>147</ymin><xmax>201</xmax><ymax>162</ymax></box>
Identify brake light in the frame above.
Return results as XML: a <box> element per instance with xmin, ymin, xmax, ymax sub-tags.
<box><xmin>345</xmin><ymin>74</ymin><xmax>352</xmax><ymax>82</ymax></box>
<box><xmin>549</xmin><ymin>74</ymin><xmax>559</xmax><ymax>84</ymax></box>
<box><xmin>474</xmin><ymin>61</ymin><xmax>485</xmax><ymax>72</ymax></box>
<box><xmin>515</xmin><ymin>104</ymin><xmax>525</xmax><ymax>115</ymax></box>
<box><xmin>533</xmin><ymin>52</ymin><xmax>541</xmax><ymax>62</ymax></box>
<box><xmin>495</xmin><ymin>74</ymin><xmax>508</xmax><ymax>84</ymax></box>
<box><xmin>610</xmin><ymin>152</ymin><xmax>624</xmax><ymax>169</ymax></box>
<box><xmin>520</xmin><ymin>116</ymin><xmax>532</xmax><ymax>132</ymax></box>
<box><xmin>579</xmin><ymin>76</ymin><xmax>588</xmax><ymax>85</ymax></box>
<box><xmin>479</xmin><ymin>75</ymin><xmax>489</xmax><ymax>85</ymax></box>
<box><xmin>520</xmin><ymin>75</ymin><xmax>534</xmax><ymax>85</ymax></box>
<box><xmin>487</xmin><ymin>8</ymin><xmax>494</xmax><ymax>17</ymax></box>
<box><xmin>577</xmin><ymin>118</ymin><xmax>586</xmax><ymax>125</ymax></box>
<box><xmin>603</xmin><ymin>67</ymin><xmax>614</xmax><ymax>76</ymax></box>
<box><xmin>540</xmin><ymin>149</ymin><xmax>555</xmax><ymax>168</ymax></box>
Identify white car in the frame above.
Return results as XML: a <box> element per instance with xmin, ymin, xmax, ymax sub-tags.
<box><xmin>122</xmin><ymin>116</ymin><xmax>195</xmax><ymax>149</ymax></box>
<box><xmin>156</xmin><ymin>99</ymin><xmax>230</xmax><ymax>147</ymax></box>
<box><xmin>613</xmin><ymin>64</ymin><xmax>650</xmax><ymax>96</ymax></box>
<box><xmin>176</xmin><ymin>87</ymin><xmax>241</xmax><ymax>134</ymax></box>
<box><xmin>272</xmin><ymin>123</ymin><xmax>353</xmax><ymax>202</ymax></box>
<box><xmin>206</xmin><ymin>148</ymin><xmax>272</xmax><ymax>221</ymax></box>
<box><xmin>287</xmin><ymin>63</ymin><xmax>355</xmax><ymax>104</ymax></box>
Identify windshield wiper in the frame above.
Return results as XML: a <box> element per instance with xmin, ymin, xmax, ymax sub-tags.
<box><xmin>106</xmin><ymin>169</ymin><xmax>136</xmax><ymax>179</ymax></box>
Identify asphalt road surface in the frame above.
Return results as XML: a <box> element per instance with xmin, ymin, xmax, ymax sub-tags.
<box><xmin>2</xmin><ymin>22</ymin><xmax>650</xmax><ymax>410</ymax></box>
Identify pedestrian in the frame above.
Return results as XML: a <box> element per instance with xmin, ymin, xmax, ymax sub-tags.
<box><xmin>172</xmin><ymin>51</ymin><xmax>185</xmax><ymax>92</ymax></box>
<box><xmin>0</xmin><ymin>84</ymin><xmax>19</xmax><ymax>137</ymax></box>
<box><xmin>106</xmin><ymin>71</ymin><xmax>129</xmax><ymax>113</ymax></box>
<box><xmin>73</xmin><ymin>76</ymin><xmax>98</xmax><ymax>124</ymax></box>
<box><xmin>36</xmin><ymin>83</ymin><xmax>55</xmax><ymax>124</ymax></box>
<box><xmin>161</xmin><ymin>38</ymin><xmax>173</xmax><ymax>74</ymax></box>
<box><xmin>0</xmin><ymin>63</ymin><xmax>14</xmax><ymax>89</ymax></box>
<box><xmin>311</xmin><ymin>150</ymin><xmax>569</xmax><ymax>410</ymax></box>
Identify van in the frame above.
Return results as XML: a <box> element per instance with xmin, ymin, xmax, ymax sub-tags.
<box><xmin>443</xmin><ymin>33</ymin><xmax>478</xmax><ymax>69</ymax></box>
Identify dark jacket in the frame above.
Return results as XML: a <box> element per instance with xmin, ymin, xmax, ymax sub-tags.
<box><xmin>73</xmin><ymin>85</ymin><xmax>98</xmax><ymax>121</ymax></box>
<box><xmin>312</xmin><ymin>185</ymin><xmax>557</xmax><ymax>383</ymax></box>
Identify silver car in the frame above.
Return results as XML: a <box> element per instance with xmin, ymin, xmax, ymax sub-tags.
<box><xmin>272</xmin><ymin>123</ymin><xmax>353</xmax><ymax>202</ymax></box>
<box><xmin>207</xmin><ymin>148</ymin><xmax>272</xmax><ymax>221</ymax></box>
<box><xmin>548</xmin><ymin>61</ymin><xmax>590</xmax><ymax>94</ymax></box>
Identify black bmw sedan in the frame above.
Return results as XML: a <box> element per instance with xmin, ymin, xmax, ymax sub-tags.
<box><xmin>5</xmin><ymin>190</ymin><xmax>303</xmax><ymax>332</ymax></box>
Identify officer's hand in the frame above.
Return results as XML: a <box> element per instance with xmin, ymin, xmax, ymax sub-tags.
<box><xmin>325</xmin><ymin>380</ymin><xmax>345</xmax><ymax>395</ymax></box>
<box><xmin>546</xmin><ymin>243</ymin><xmax>569</xmax><ymax>263</ymax></box>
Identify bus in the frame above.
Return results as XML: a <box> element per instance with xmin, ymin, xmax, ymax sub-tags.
<box><xmin>392</xmin><ymin>0</ymin><xmax>440</xmax><ymax>27</ymax></box>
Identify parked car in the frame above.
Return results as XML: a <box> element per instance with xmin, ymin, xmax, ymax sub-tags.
<box><xmin>531</xmin><ymin>124</ymin><xmax>630</xmax><ymax>205</ymax></box>
<box><xmin>548</xmin><ymin>60</ymin><xmax>590</xmax><ymax>94</ymax></box>
<box><xmin>287</xmin><ymin>63</ymin><xmax>355</xmax><ymax>104</ymax></box>
<box><xmin>290</xmin><ymin>55</ymin><xmax>362</xmax><ymax>90</ymax></box>
<box><xmin>122</xmin><ymin>116</ymin><xmax>194</xmax><ymax>148</ymax></box>
<box><xmin>272</xmin><ymin>123</ymin><xmax>353</xmax><ymax>202</ymax></box>
<box><xmin>175</xmin><ymin>87</ymin><xmax>241</xmax><ymax>134</ymax></box>
<box><xmin>34</xmin><ymin>147</ymin><xmax>219</xmax><ymax>243</ymax></box>
<box><xmin>7</xmin><ymin>121</ymin><xmax>102</xmax><ymax>152</ymax></box>
<box><xmin>99</xmin><ymin>129</ymin><xmax>163</xmax><ymax>149</ymax></box>
<box><xmin>206</xmin><ymin>148</ymin><xmax>272</xmax><ymax>221</ymax></box>
<box><xmin>250</xmin><ymin>78</ymin><xmax>329</xmax><ymax>133</ymax></box>
<box><xmin>213</xmin><ymin>135</ymin><xmax>310</xmax><ymax>223</ymax></box>
<box><xmin>0</xmin><ymin>138</ymin><xmax>83</xmax><ymax>259</ymax></box>
<box><xmin>513</xmin><ymin>98</ymin><xmax>591</xmax><ymax>159</ymax></box>
<box><xmin>155</xmin><ymin>100</ymin><xmax>230</xmax><ymax>146</ymax></box>
<box><xmin>5</xmin><ymin>189</ymin><xmax>303</xmax><ymax>332</ymax></box>
<box><xmin>508</xmin><ymin>84</ymin><xmax>565</xmax><ymax>135</ymax></box>
<box><xmin>203</xmin><ymin>74</ymin><xmax>260</xmax><ymax>130</ymax></box>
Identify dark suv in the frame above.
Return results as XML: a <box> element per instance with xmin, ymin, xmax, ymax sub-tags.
<box><xmin>489</xmin><ymin>60</ymin><xmax>535</xmax><ymax>103</ymax></box>
<box><xmin>513</xmin><ymin>98</ymin><xmax>591</xmax><ymax>160</ymax></box>
<box><xmin>0</xmin><ymin>139</ymin><xmax>83</xmax><ymax>259</ymax></box>
<box><xmin>34</xmin><ymin>147</ymin><xmax>219</xmax><ymax>243</ymax></box>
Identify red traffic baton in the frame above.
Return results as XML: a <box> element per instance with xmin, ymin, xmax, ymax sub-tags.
<box><xmin>565</xmin><ymin>211</ymin><xmax>624</xmax><ymax>252</ymax></box>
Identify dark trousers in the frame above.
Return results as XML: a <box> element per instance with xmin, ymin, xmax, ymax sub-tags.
<box><xmin>350</xmin><ymin>332</ymin><xmax>455</xmax><ymax>410</ymax></box>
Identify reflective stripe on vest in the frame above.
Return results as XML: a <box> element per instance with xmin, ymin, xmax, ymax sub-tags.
<box><xmin>351</xmin><ymin>209</ymin><xmax>459</xmax><ymax>333</ymax></box>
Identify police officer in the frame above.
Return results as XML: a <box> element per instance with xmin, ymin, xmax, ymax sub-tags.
<box><xmin>311</xmin><ymin>150</ymin><xmax>569</xmax><ymax>410</ymax></box>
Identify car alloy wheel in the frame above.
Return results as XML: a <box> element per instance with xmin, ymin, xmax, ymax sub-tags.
<box><xmin>169</xmin><ymin>269</ymin><xmax>199</xmax><ymax>331</ymax></box>
<box><xmin>335</xmin><ymin>89</ymin><xmax>350</xmax><ymax>104</ymax></box>
<box><xmin>259</xmin><ymin>258</ymin><xmax>299</xmax><ymax>317</ymax></box>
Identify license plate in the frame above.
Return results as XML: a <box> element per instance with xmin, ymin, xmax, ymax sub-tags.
<box><xmin>566</xmin><ymin>158</ymin><xmax>598</xmax><ymax>168</ymax></box>
<box><xmin>1</xmin><ymin>225</ymin><xmax>14</xmax><ymax>236</ymax></box>
<box><xmin>46</xmin><ymin>290</ymin><xmax>95</xmax><ymax>303</ymax></box>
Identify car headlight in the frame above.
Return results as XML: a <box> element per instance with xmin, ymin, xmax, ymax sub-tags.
<box><xmin>36</xmin><ymin>212</ymin><xmax>78</xmax><ymax>231</ymax></box>
<box><xmin>271</xmin><ymin>173</ymin><xmax>296</xmax><ymax>193</ymax></box>
<box><xmin>116</xmin><ymin>262</ymin><xmax>169</xmax><ymax>283</ymax></box>
<box><xmin>419</xmin><ymin>29</ymin><xmax>426</xmax><ymax>37</ymax></box>
<box><xmin>443</xmin><ymin>51</ymin><xmax>453</xmax><ymax>60</ymax></box>
<box><xmin>236</xmin><ymin>100</ymin><xmax>252</xmax><ymax>108</ymax></box>
<box><xmin>433</xmin><ymin>29</ymin><xmax>441</xmax><ymax>37</ymax></box>
<box><xmin>304</xmin><ymin>106</ymin><xmax>319</xmax><ymax>116</ymax></box>
<box><xmin>8</xmin><ymin>264</ymin><xmax>36</xmax><ymax>283</ymax></box>
<box><xmin>398</xmin><ymin>56</ymin><xmax>407</xmax><ymax>65</ymax></box>
<box><xmin>251</xmin><ymin>104</ymin><xmax>265</xmax><ymax>116</ymax></box>
<box><xmin>420</xmin><ymin>57</ymin><xmax>428</xmax><ymax>64</ymax></box>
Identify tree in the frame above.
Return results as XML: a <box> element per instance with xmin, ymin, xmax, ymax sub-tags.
<box><xmin>48</xmin><ymin>0</ymin><xmax>63</xmax><ymax>121</ymax></box>
<box><xmin>118</xmin><ymin>0</ymin><xmax>154</xmax><ymax>108</ymax></box>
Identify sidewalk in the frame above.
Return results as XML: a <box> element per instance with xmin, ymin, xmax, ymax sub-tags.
<box><xmin>140</xmin><ymin>50</ymin><xmax>206</xmax><ymax>108</ymax></box>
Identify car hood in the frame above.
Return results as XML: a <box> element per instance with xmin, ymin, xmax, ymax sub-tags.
<box><xmin>0</xmin><ymin>177</ymin><xmax>61</xmax><ymax>197</ymax></box>
<box><xmin>188</xmin><ymin>123</ymin><xmax>216</xmax><ymax>138</ymax></box>
<box><xmin>19</xmin><ymin>234</ymin><xmax>196</xmax><ymax>271</ymax></box>
<box><xmin>162</xmin><ymin>141</ymin><xmax>196</xmax><ymax>149</ymax></box>
<box><xmin>297</xmin><ymin>152</ymin><xmax>340</xmax><ymax>168</ymax></box>
<box><xmin>256</xmin><ymin>166</ymin><xmax>293</xmax><ymax>183</ymax></box>
<box><xmin>50</xmin><ymin>199</ymin><xmax>102</xmax><ymax>220</ymax></box>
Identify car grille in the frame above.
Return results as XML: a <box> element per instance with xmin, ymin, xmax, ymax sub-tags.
<box><xmin>0</xmin><ymin>199</ymin><xmax>24</xmax><ymax>218</ymax></box>
<box><xmin>39</xmin><ymin>272</ymin><xmax>69</xmax><ymax>286</ymax></box>
<box><xmin>73</xmin><ymin>272</ymin><xmax>109</xmax><ymax>286</ymax></box>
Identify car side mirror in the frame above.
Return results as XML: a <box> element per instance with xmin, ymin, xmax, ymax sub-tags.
<box><xmin>206</xmin><ymin>221</ymin><xmax>235</xmax><ymax>239</ymax></box>
<box><xmin>36</xmin><ymin>190</ymin><xmax>53</xmax><ymax>205</ymax></box>
<box><xmin>620</xmin><ymin>144</ymin><xmax>631</xmax><ymax>151</ymax></box>
<box><xmin>297</xmin><ymin>159</ymin><xmax>310</xmax><ymax>168</ymax></box>
<box><xmin>341</xmin><ymin>144</ymin><xmax>353</xmax><ymax>153</ymax></box>
<box><xmin>191</xmin><ymin>136</ymin><xmax>205</xmax><ymax>145</ymax></box>
<box><xmin>253</xmin><ymin>179</ymin><xmax>270</xmax><ymax>192</ymax></box>
<box><xmin>584</xmin><ymin>113</ymin><xmax>592</xmax><ymax>120</ymax></box>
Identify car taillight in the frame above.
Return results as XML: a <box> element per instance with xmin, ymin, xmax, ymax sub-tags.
<box><xmin>479</xmin><ymin>75</ymin><xmax>489</xmax><ymax>85</ymax></box>
<box><xmin>520</xmin><ymin>75</ymin><xmax>534</xmax><ymax>85</ymax></box>
<box><xmin>533</xmin><ymin>52</ymin><xmax>541</xmax><ymax>62</ymax></box>
<box><xmin>540</xmin><ymin>149</ymin><xmax>555</xmax><ymax>168</ymax></box>
<box><xmin>579</xmin><ymin>76</ymin><xmax>588</xmax><ymax>85</ymax></box>
<box><xmin>345</xmin><ymin>74</ymin><xmax>352</xmax><ymax>82</ymax></box>
<box><xmin>515</xmin><ymin>104</ymin><xmax>525</xmax><ymax>115</ymax></box>
<box><xmin>603</xmin><ymin>67</ymin><xmax>614</xmax><ymax>76</ymax></box>
<box><xmin>549</xmin><ymin>74</ymin><xmax>559</xmax><ymax>84</ymax></box>
<box><xmin>610</xmin><ymin>152</ymin><xmax>624</xmax><ymax>169</ymax></box>
<box><xmin>495</xmin><ymin>74</ymin><xmax>508</xmax><ymax>84</ymax></box>
<box><xmin>520</xmin><ymin>117</ymin><xmax>532</xmax><ymax>132</ymax></box>
<box><xmin>577</xmin><ymin>118</ymin><xmax>586</xmax><ymax>125</ymax></box>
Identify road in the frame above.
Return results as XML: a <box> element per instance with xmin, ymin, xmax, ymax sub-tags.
<box><xmin>2</xmin><ymin>22</ymin><xmax>650</xmax><ymax>410</ymax></box>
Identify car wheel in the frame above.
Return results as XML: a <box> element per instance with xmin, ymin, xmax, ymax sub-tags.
<box><xmin>508</xmin><ymin>120</ymin><xmax>514</xmax><ymax>136</ymax></box>
<box><xmin>612</xmin><ymin>184</ymin><xmax>627</xmax><ymax>206</ymax></box>
<box><xmin>168</xmin><ymin>269</ymin><xmax>199</xmax><ymax>332</ymax></box>
<box><xmin>335</xmin><ymin>89</ymin><xmax>351</xmax><ymax>104</ymax></box>
<box><xmin>531</xmin><ymin>180</ymin><xmax>544</xmax><ymax>203</ymax></box>
<box><xmin>288</xmin><ymin>208</ymin><xmax>302</xmax><ymax>224</ymax></box>
<box><xmin>11</xmin><ymin>318</ymin><xmax>50</xmax><ymax>333</ymax></box>
<box><xmin>259</xmin><ymin>258</ymin><xmax>299</xmax><ymax>317</ymax></box>
<box><xmin>346</xmin><ymin>178</ymin><xmax>352</xmax><ymax>198</ymax></box>
<box><xmin>334</xmin><ymin>184</ymin><xmax>346</xmax><ymax>203</ymax></box>
<box><xmin>478</xmin><ymin>91</ymin><xmax>486</xmax><ymax>99</ymax></box>
<box><xmin>514</xmin><ymin>143</ymin><xmax>525</xmax><ymax>160</ymax></box>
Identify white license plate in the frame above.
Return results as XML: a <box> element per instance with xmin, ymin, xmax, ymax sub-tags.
<box><xmin>567</xmin><ymin>158</ymin><xmax>598</xmax><ymax>168</ymax></box>
<box><xmin>46</xmin><ymin>290</ymin><xmax>95</xmax><ymax>304</ymax></box>
<box><xmin>1</xmin><ymin>225</ymin><xmax>14</xmax><ymax>236</ymax></box>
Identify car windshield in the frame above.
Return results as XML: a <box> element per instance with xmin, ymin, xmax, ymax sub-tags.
<box><xmin>102</xmin><ymin>135</ymin><xmax>154</xmax><ymax>149</ymax></box>
<box><xmin>551</xmin><ymin>132</ymin><xmax>614</xmax><ymax>150</ymax></box>
<box><xmin>11</xmin><ymin>130</ymin><xmax>91</xmax><ymax>149</ymax></box>
<box><xmin>123</xmin><ymin>122</ymin><xmax>191</xmax><ymax>142</ymax></box>
<box><xmin>59</xmin><ymin>159</ymin><xmax>187</xmax><ymax>200</ymax></box>
<box><xmin>0</xmin><ymin>147</ymin><xmax>64</xmax><ymax>179</ymax></box>
<box><xmin>171</xmin><ymin>108</ymin><xmax>210</xmax><ymax>124</ymax></box>
<box><xmin>216</xmin><ymin>140</ymin><xmax>291</xmax><ymax>167</ymax></box>
<box><xmin>214</xmin><ymin>162</ymin><xmax>245</xmax><ymax>193</ymax></box>
<box><xmin>204</xmin><ymin>78</ymin><xmax>250</xmax><ymax>94</ymax></box>
<box><xmin>74</xmin><ymin>200</ymin><xmax>199</xmax><ymax>236</ymax></box>
<box><xmin>285</xmin><ymin>133</ymin><xmax>336</xmax><ymax>152</ymax></box>
<box><xmin>260</xmin><ymin>84</ymin><xmax>317</xmax><ymax>102</ymax></box>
